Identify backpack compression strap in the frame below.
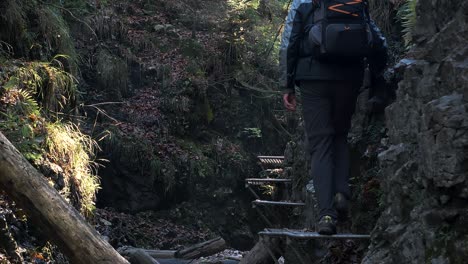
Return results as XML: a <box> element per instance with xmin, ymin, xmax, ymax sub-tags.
<box><xmin>327</xmin><ymin>0</ymin><xmax>365</xmax><ymax>17</ymax></box>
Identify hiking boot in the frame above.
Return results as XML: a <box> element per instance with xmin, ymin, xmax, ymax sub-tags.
<box><xmin>334</xmin><ymin>193</ymin><xmax>349</xmax><ymax>220</ymax></box>
<box><xmin>316</xmin><ymin>215</ymin><xmax>337</xmax><ymax>235</ymax></box>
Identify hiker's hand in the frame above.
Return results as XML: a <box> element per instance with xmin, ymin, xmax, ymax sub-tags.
<box><xmin>283</xmin><ymin>93</ymin><xmax>296</xmax><ymax>111</ymax></box>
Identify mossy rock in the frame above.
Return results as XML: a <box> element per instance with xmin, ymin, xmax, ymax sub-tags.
<box><xmin>96</xmin><ymin>50</ymin><xmax>130</xmax><ymax>100</ymax></box>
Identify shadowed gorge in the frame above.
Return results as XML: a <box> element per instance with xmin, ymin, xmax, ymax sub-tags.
<box><xmin>0</xmin><ymin>0</ymin><xmax>467</xmax><ymax>263</ymax></box>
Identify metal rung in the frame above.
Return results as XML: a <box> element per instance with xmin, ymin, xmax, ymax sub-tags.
<box><xmin>258</xmin><ymin>156</ymin><xmax>284</xmax><ymax>165</ymax></box>
<box><xmin>252</xmin><ymin>200</ymin><xmax>305</xmax><ymax>207</ymax></box>
<box><xmin>246</xmin><ymin>178</ymin><xmax>292</xmax><ymax>185</ymax></box>
<box><xmin>258</xmin><ymin>156</ymin><xmax>285</xmax><ymax>159</ymax></box>
<box><xmin>259</xmin><ymin>229</ymin><xmax>370</xmax><ymax>240</ymax></box>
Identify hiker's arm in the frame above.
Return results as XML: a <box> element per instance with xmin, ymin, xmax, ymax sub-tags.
<box><xmin>286</xmin><ymin>9</ymin><xmax>304</xmax><ymax>93</ymax></box>
<box><xmin>279</xmin><ymin>2</ymin><xmax>303</xmax><ymax>94</ymax></box>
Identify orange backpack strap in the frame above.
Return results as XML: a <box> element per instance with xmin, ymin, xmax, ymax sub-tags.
<box><xmin>328</xmin><ymin>0</ymin><xmax>364</xmax><ymax>17</ymax></box>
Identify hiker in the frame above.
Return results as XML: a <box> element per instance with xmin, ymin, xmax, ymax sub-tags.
<box><xmin>279</xmin><ymin>0</ymin><xmax>388</xmax><ymax>235</ymax></box>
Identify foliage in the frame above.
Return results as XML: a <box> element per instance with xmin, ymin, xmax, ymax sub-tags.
<box><xmin>397</xmin><ymin>0</ymin><xmax>417</xmax><ymax>47</ymax></box>
<box><xmin>242</xmin><ymin>127</ymin><xmax>262</xmax><ymax>138</ymax></box>
<box><xmin>0</xmin><ymin>110</ymin><xmax>44</xmax><ymax>164</ymax></box>
<box><xmin>1</xmin><ymin>63</ymin><xmax>50</xmax><ymax>164</ymax></box>
<box><xmin>14</xmin><ymin>57</ymin><xmax>77</xmax><ymax>114</ymax></box>
<box><xmin>96</xmin><ymin>50</ymin><xmax>129</xmax><ymax>100</ymax></box>
<box><xmin>0</xmin><ymin>0</ymin><xmax>31</xmax><ymax>55</ymax></box>
<box><xmin>37</xmin><ymin>6</ymin><xmax>79</xmax><ymax>70</ymax></box>
<box><xmin>45</xmin><ymin>122</ymin><xmax>100</xmax><ymax>216</ymax></box>
<box><xmin>261</xmin><ymin>184</ymin><xmax>275</xmax><ymax>195</ymax></box>
<box><xmin>0</xmin><ymin>0</ymin><xmax>79</xmax><ymax>64</ymax></box>
<box><xmin>1</xmin><ymin>59</ymin><xmax>94</xmax><ymax>217</ymax></box>
<box><xmin>1</xmin><ymin>86</ymin><xmax>40</xmax><ymax>117</ymax></box>
<box><xmin>366</xmin><ymin>0</ymin><xmax>408</xmax><ymax>63</ymax></box>
<box><xmin>368</xmin><ymin>0</ymin><xmax>394</xmax><ymax>34</ymax></box>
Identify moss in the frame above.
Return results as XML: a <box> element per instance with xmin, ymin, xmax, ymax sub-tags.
<box><xmin>102</xmin><ymin>128</ymin><xmax>154</xmax><ymax>173</ymax></box>
<box><xmin>0</xmin><ymin>0</ymin><xmax>31</xmax><ymax>56</ymax></box>
<box><xmin>186</xmin><ymin>60</ymin><xmax>206</xmax><ymax>77</ymax></box>
<box><xmin>181</xmin><ymin>39</ymin><xmax>204</xmax><ymax>59</ymax></box>
<box><xmin>96</xmin><ymin>50</ymin><xmax>129</xmax><ymax>100</ymax></box>
<box><xmin>204</xmin><ymin>98</ymin><xmax>214</xmax><ymax>123</ymax></box>
<box><xmin>37</xmin><ymin>6</ymin><xmax>78</xmax><ymax>72</ymax></box>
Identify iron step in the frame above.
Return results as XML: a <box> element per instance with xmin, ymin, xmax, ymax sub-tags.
<box><xmin>245</xmin><ymin>178</ymin><xmax>292</xmax><ymax>185</ymax></box>
<box><xmin>259</xmin><ymin>228</ymin><xmax>370</xmax><ymax>240</ymax></box>
<box><xmin>252</xmin><ymin>200</ymin><xmax>305</xmax><ymax>207</ymax></box>
<box><xmin>257</xmin><ymin>156</ymin><xmax>284</xmax><ymax>166</ymax></box>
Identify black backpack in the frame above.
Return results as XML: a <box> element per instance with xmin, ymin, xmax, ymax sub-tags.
<box><xmin>307</xmin><ymin>0</ymin><xmax>373</xmax><ymax>60</ymax></box>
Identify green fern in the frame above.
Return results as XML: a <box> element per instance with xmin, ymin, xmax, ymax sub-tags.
<box><xmin>2</xmin><ymin>76</ymin><xmax>41</xmax><ymax>116</ymax></box>
<box><xmin>16</xmin><ymin>88</ymin><xmax>40</xmax><ymax>116</ymax></box>
<box><xmin>16</xmin><ymin>57</ymin><xmax>77</xmax><ymax>113</ymax></box>
<box><xmin>397</xmin><ymin>0</ymin><xmax>417</xmax><ymax>48</ymax></box>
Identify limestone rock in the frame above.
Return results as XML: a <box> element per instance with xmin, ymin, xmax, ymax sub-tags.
<box><xmin>364</xmin><ymin>0</ymin><xmax>468</xmax><ymax>263</ymax></box>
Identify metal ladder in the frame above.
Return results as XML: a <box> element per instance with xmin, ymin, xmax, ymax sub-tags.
<box><xmin>246</xmin><ymin>155</ymin><xmax>370</xmax><ymax>264</ymax></box>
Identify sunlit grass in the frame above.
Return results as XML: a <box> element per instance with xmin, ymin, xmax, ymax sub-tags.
<box><xmin>227</xmin><ymin>0</ymin><xmax>260</xmax><ymax>10</ymax></box>
<box><xmin>46</xmin><ymin>122</ymin><xmax>100</xmax><ymax>216</ymax></box>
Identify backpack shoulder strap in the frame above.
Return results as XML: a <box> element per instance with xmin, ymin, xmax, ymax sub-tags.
<box><xmin>302</xmin><ymin>3</ymin><xmax>317</xmax><ymax>32</ymax></box>
<box><xmin>363</xmin><ymin>0</ymin><xmax>371</xmax><ymax>22</ymax></box>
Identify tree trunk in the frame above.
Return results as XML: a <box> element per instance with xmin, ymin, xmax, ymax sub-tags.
<box><xmin>239</xmin><ymin>238</ymin><xmax>281</xmax><ymax>264</ymax></box>
<box><xmin>0</xmin><ymin>132</ymin><xmax>129</xmax><ymax>264</ymax></box>
<box><xmin>128</xmin><ymin>249</ymin><xmax>160</xmax><ymax>264</ymax></box>
<box><xmin>119</xmin><ymin>247</ymin><xmax>176</xmax><ymax>259</ymax></box>
<box><xmin>175</xmin><ymin>237</ymin><xmax>226</xmax><ymax>259</ymax></box>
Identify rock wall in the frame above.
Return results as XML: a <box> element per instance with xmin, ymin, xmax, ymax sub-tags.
<box><xmin>363</xmin><ymin>1</ymin><xmax>468</xmax><ymax>263</ymax></box>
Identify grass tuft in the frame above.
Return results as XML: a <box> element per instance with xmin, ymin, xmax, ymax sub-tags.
<box><xmin>45</xmin><ymin>122</ymin><xmax>100</xmax><ymax>216</ymax></box>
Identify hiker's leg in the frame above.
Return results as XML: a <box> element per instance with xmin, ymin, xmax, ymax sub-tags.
<box><xmin>332</xmin><ymin>81</ymin><xmax>360</xmax><ymax>198</ymax></box>
<box><xmin>301</xmin><ymin>81</ymin><xmax>337</xmax><ymax>219</ymax></box>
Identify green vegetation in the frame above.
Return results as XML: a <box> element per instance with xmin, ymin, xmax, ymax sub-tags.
<box><xmin>0</xmin><ymin>0</ymin><xmax>100</xmax><ymax>218</ymax></box>
<box><xmin>38</xmin><ymin>7</ymin><xmax>78</xmax><ymax>68</ymax></box>
<box><xmin>45</xmin><ymin>122</ymin><xmax>100</xmax><ymax>216</ymax></box>
<box><xmin>16</xmin><ymin>58</ymin><xmax>77</xmax><ymax>113</ymax></box>
<box><xmin>0</xmin><ymin>0</ymin><xmax>31</xmax><ymax>56</ymax></box>
<box><xmin>1</xmin><ymin>60</ymin><xmax>100</xmax><ymax>216</ymax></box>
<box><xmin>96</xmin><ymin>50</ymin><xmax>129</xmax><ymax>100</ymax></box>
<box><xmin>397</xmin><ymin>0</ymin><xmax>417</xmax><ymax>47</ymax></box>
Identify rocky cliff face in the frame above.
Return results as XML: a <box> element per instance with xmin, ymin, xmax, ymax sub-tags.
<box><xmin>364</xmin><ymin>1</ymin><xmax>468</xmax><ymax>263</ymax></box>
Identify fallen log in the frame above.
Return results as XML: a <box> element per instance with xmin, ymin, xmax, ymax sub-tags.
<box><xmin>0</xmin><ymin>132</ymin><xmax>129</xmax><ymax>264</ymax></box>
<box><xmin>129</xmin><ymin>249</ymin><xmax>160</xmax><ymax>264</ymax></box>
<box><xmin>175</xmin><ymin>237</ymin><xmax>226</xmax><ymax>259</ymax></box>
<box><xmin>119</xmin><ymin>247</ymin><xmax>176</xmax><ymax>259</ymax></box>
<box><xmin>239</xmin><ymin>238</ymin><xmax>281</xmax><ymax>264</ymax></box>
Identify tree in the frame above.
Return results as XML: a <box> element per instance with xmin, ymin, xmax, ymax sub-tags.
<box><xmin>0</xmin><ymin>132</ymin><xmax>129</xmax><ymax>264</ymax></box>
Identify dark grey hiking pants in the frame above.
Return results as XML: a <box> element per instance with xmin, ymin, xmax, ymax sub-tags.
<box><xmin>300</xmin><ymin>80</ymin><xmax>360</xmax><ymax>219</ymax></box>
